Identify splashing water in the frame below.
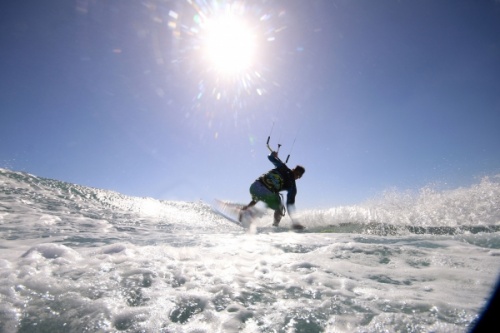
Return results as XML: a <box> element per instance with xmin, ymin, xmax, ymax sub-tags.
<box><xmin>1</xmin><ymin>168</ymin><xmax>499</xmax><ymax>332</ymax></box>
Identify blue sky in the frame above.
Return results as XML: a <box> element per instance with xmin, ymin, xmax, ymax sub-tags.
<box><xmin>1</xmin><ymin>0</ymin><xmax>499</xmax><ymax>209</ymax></box>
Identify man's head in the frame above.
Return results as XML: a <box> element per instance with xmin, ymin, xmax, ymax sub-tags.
<box><xmin>293</xmin><ymin>165</ymin><xmax>305</xmax><ymax>180</ymax></box>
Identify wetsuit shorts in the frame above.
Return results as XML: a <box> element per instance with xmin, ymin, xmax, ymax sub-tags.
<box><xmin>249</xmin><ymin>180</ymin><xmax>282</xmax><ymax>211</ymax></box>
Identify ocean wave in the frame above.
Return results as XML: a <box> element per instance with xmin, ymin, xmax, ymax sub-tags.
<box><xmin>1</xmin><ymin>168</ymin><xmax>499</xmax><ymax>238</ymax></box>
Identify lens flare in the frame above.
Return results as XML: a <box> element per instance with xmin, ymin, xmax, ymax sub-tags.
<box><xmin>168</xmin><ymin>0</ymin><xmax>288</xmax><ymax>110</ymax></box>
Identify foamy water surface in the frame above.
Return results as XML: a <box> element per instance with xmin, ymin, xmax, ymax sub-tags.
<box><xmin>1</xmin><ymin>169</ymin><xmax>499</xmax><ymax>332</ymax></box>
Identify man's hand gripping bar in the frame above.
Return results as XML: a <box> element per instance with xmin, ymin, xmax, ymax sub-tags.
<box><xmin>267</xmin><ymin>136</ymin><xmax>290</xmax><ymax>163</ymax></box>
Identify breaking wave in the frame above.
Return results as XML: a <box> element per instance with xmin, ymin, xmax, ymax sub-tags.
<box><xmin>1</xmin><ymin>168</ymin><xmax>499</xmax><ymax>239</ymax></box>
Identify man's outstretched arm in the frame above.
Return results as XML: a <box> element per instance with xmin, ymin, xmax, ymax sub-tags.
<box><xmin>286</xmin><ymin>185</ymin><xmax>297</xmax><ymax>217</ymax></box>
<box><xmin>268</xmin><ymin>151</ymin><xmax>285</xmax><ymax>168</ymax></box>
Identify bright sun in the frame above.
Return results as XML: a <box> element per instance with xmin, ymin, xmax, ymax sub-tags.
<box><xmin>203</xmin><ymin>15</ymin><xmax>256</xmax><ymax>76</ymax></box>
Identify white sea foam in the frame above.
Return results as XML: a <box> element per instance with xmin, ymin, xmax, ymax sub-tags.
<box><xmin>0</xmin><ymin>168</ymin><xmax>499</xmax><ymax>332</ymax></box>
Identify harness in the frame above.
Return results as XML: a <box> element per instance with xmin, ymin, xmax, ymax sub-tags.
<box><xmin>258</xmin><ymin>171</ymin><xmax>287</xmax><ymax>217</ymax></box>
<box><xmin>259</xmin><ymin>169</ymin><xmax>284</xmax><ymax>193</ymax></box>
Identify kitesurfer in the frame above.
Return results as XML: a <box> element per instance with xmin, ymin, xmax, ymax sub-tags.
<box><xmin>240</xmin><ymin>151</ymin><xmax>305</xmax><ymax>229</ymax></box>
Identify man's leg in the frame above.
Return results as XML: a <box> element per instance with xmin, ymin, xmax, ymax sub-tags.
<box><xmin>241</xmin><ymin>200</ymin><xmax>257</xmax><ymax>210</ymax></box>
<box><xmin>272</xmin><ymin>209</ymin><xmax>282</xmax><ymax>226</ymax></box>
<box><xmin>272</xmin><ymin>201</ymin><xmax>285</xmax><ymax>226</ymax></box>
<box><xmin>239</xmin><ymin>200</ymin><xmax>256</xmax><ymax>222</ymax></box>
<box><xmin>240</xmin><ymin>182</ymin><xmax>262</xmax><ymax>222</ymax></box>
<box><xmin>241</xmin><ymin>181</ymin><xmax>283</xmax><ymax>225</ymax></box>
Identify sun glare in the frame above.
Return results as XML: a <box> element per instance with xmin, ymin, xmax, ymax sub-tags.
<box><xmin>203</xmin><ymin>16</ymin><xmax>255</xmax><ymax>76</ymax></box>
<box><xmin>168</xmin><ymin>0</ymin><xmax>289</xmax><ymax>107</ymax></box>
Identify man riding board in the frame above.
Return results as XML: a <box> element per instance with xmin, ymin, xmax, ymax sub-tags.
<box><xmin>240</xmin><ymin>151</ymin><xmax>305</xmax><ymax>229</ymax></box>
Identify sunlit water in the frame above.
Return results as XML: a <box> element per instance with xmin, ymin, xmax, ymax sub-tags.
<box><xmin>1</xmin><ymin>168</ymin><xmax>499</xmax><ymax>332</ymax></box>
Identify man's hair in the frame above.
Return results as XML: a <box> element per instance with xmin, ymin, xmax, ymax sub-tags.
<box><xmin>295</xmin><ymin>165</ymin><xmax>305</xmax><ymax>177</ymax></box>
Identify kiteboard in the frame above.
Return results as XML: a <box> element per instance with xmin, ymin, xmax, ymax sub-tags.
<box><xmin>212</xmin><ymin>199</ymin><xmax>264</xmax><ymax>227</ymax></box>
<box><xmin>212</xmin><ymin>199</ymin><xmax>305</xmax><ymax>231</ymax></box>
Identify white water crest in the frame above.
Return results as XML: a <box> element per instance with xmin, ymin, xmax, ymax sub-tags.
<box><xmin>1</xmin><ymin>168</ymin><xmax>499</xmax><ymax>332</ymax></box>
